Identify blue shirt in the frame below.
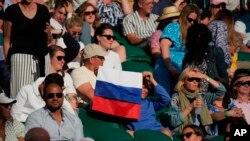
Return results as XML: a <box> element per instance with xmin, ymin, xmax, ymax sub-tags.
<box><xmin>25</xmin><ymin>107</ymin><xmax>84</xmax><ymax>141</ymax></box>
<box><xmin>126</xmin><ymin>84</ymin><xmax>171</xmax><ymax>131</ymax></box>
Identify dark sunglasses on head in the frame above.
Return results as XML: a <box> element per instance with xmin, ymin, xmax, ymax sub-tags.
<box><xmin>187</xmin><ymin>18</ymin><xmax>198</xmax><ymax>24</ymax></box>
<box><xmin>180</xmin><ymin>132</ymin><xmax>197</xmax><ymax>139</ymax></box>
<box><xmin>101</xmin><ymin>35</ymin><xmax>115</xmax><ymax>40</ymax></box>
<box><xmin>84</xmin><ymin>10</ymin><xmax>97</xmax><ymax>15</ymax></box>
<box><xmin>235</xmin><ymin>80</ymin><xmax>250</xmax><ymax>87</ymax></box>
<box><xmin>46</xmin><ymin>93</ymin><xmax>63</xmax><ymax>99</ymax></box>
<box><xmin>187</xmin><ymin>77</ymin><xmax>201</xmax><ymax>82</ymax></box>
<box><xmin>56</xmin><ymin>56</ymin><xmax>65</xmax><ymax>61</ymax></box>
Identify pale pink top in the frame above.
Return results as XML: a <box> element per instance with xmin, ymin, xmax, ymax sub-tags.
<box><xmin>233</xmin><ymin>99</ymin><xmax>250</xmax><ymax>124</ymax></box>
<box><xmin>150</xmin><ymin>30</ymin><xmax>162</xmax><ymax>49</ymax></box>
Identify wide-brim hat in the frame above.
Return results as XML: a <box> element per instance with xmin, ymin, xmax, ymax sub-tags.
<box><xmin>156</xmin><ymin>6</ymin><xmax>180</xmax><ymax>22</ymax></box>
<box><xmin>0</xmin><ymin>92</ymin><xmax>16</xmax><ymax>104</ymax></box>
<box><xmin>210</xmin><ymin>0</ymin><xmax>228</xmax><ymax>5</ymax></box>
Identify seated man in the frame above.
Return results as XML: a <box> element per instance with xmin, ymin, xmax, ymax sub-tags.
<box><xmin>126</xmin><ymin>71</ymin><xmax>172</xmax><ymax>137</ymax></box>
<box><xmin>123</xmin><ymin>0</ymin><xmax>158</xmax><ymax>54</ymax></box>
<box><xmin>25</xmin><ymin>74</ymin><xmax>85</xmax><ymax>140</ymax></box>
<box><xmin>11</xmin><ymin>73</ymin><xmax>77</xmax><ymax>123</ymax></box>
<box><xmin>71</xmin><ymin>44</ymin><xmax>108</xmax><ymax>101</ymax></box>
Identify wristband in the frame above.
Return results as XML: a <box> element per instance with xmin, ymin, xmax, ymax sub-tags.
<box><xmin>223</xmin><ymin>111</ymin><xmax>228</xmax><ymax>118</ymax></box>
<box><xmin>206</xmin><ymin>77</ymin><xmax>211</xmax><ymax>82</ymax></box>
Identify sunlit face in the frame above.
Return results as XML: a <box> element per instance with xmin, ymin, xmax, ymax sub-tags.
<box><xmin>183</xmin><ymin>70</ymin><xmax>200</xmax><ymax>92</ymax></box>
<box><xmin>138</xmin><ymin>0</ymin><xmax>154</xmax><ymax>14</ymax></box>
<box><xmin>141</xmin><ymin>85</ymin><xmax>149</xmax><ymax>99</ymax></box>
<box><xmin>182</xmin><ymin>127</ymin><xmax>202</xmax><ymax>141</ymax></box>
<box><xmin>84</xmin><ymin>6</ymin><xmax>96</xmax><ymax>24</ymax></box>
<box><xmin>97</xmin><ymin>29</ymin><xmax>114</xmax><ymax>50</ymax></box>
<box><xmin>50</xmin><ymin>51</ymin><xmax>65</xmax><ymax>72</ymax></box>
<box><xmin>0</xmin><ymin>104</ymin><xmax>13</xmax><ymax>120</ymax></box>
<box><xmin>44</xmin><ymin>84</ymin><xmax>64</xmax><ymax>112</ymax></box>
<box><xmin>53</xmin><ymin>7</ymin><xmax>67</xmax><ymax>24</ymax></box>
<box><xmin>67</xmin><ymin>25</ymin><xmax>83</xmax><ymax>39</ymax></box>
<box><xmin>187</xmin><ymin>12</ymin><xmax>198</xmax><ymax>27</ymax></box>
<box><xmin>234</xmin><ymin>76</ymin><xmax>250</xmax><ymax>96</ymax></box>
<box><xmin>91</xmin><ymin>55</ymin><xmax>105</xmax><ymax>75</ymax></box>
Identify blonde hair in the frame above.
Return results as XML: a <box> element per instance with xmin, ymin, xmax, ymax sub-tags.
<box><xmin>179</xmin><ymin>4</ymin><xmax>200</xmax><ymax>43</ymax></box>
<box><xmin>175</xmin><ymin>66</ymin><xmax>201</xmax><ymax>93</ymax></box>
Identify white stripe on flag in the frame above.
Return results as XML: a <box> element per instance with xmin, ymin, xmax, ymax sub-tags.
<box><xmin>97</xmin><ymin>66</ymin><xmax>142</xmax><ymax>89</ymax></box>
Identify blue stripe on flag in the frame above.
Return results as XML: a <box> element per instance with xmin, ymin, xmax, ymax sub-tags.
<box><xmin>95</xmin><ymin>80</ymin><xmax>142</xmax><ymax>104</ymax></box>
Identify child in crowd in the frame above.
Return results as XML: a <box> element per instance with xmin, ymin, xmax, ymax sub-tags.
<box><xmin>126</xmin><ymin>71</ymin><xmax>172</xmax><ymax>138</ymax></box>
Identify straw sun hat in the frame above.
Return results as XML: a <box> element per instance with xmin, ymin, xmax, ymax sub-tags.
<box><xmin>157</xmin><ymin>6</ymin><xmax>180</xmax><ymax>22</ymax></box>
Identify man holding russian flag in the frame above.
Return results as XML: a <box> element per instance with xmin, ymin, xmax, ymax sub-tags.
<box><xmin>92</xmin><ymin>66</ymin><xmax>172</xmax><ymax>138</ymax></box>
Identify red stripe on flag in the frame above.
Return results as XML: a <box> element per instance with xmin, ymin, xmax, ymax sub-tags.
<box><xmin>92</xmin><ymin>96</ymin><xmax>141</xmax><ymax>120</ymax></box>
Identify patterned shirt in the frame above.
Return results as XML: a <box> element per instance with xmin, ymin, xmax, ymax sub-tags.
<box><xmin>208</xmin><ymin>20</ymin><xmax>232</xmax><ymax>67</ymax></box>
<box><xmin>123</xmin><ymin>11</ymin><xmax>158</xmax><ymax>39</ymax></box>
<box><xmin>4</xmin><ymin>119</ymin><xmax>25</xmax><ymax>141</ymax></box>
<box><xmin>97</xmin><ymin>0</ymin><xmax>124</xmax><ymax>27</ymax></box>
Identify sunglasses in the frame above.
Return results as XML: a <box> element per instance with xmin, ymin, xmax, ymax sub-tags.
<box><xmin>187</xmin><ymin>77</ymin><xmax>201</xmax><ymax>83</ymax></box>
<box><xmin>94</xmin><ymin>55</ymin><xmax>105</xmax><ymax>60</ymax></box>
<box><xmin>235</xmin><ymin>81</ymin><xmax>250</xmax><ymax>87</ymax></box>
<box><xmin>71</xmin><ymin>31</ymin><xmax>82</xmax><ymax>36</ymax></box>
<box><xmin>0</xmin><ymin>104</ymin><xmax>12</xmax><ymax>108</ymax></box>
<box><xmin>180</xmin><ymin>132</ymin><xmax>196</xmax><ymax>139</ymax></box>
<box><xmin>211</xmin><ymin>3</ymin><xmax>226</xmax><ymax>9</ymax></box>
<box><xmin>56</xmin><ymin>56</ymin><xmax>65</xmax><ymax>61</ymax></box>
<box><xmin>187</xmin><ymin>18</ymin><xmax>198</xmax><ymax>24</ymax></box>
<box><xmin>84</xmin><ymin>10</ymin><xmax>96</xmax><ymax>15</ymax></box>
<box><xmin>101</xmin><ymin>35</ymin><xmax>115</xmax><ymax>40</ymax></box>
<box><xmin>46</xmin><ymin>93</ymin><xmax>63</xmax><ymax>99</ymax></box>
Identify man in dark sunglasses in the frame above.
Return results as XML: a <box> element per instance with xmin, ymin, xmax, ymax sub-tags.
<box><xmin>25</xmin><ymin>74</ymin><xmax>87</xmax><ymax>141</ymax></box>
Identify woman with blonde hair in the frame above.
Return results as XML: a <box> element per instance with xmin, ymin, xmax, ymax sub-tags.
<box><xmin>76</xmin><ymin>2</ymin><xmax>100</xmax><ymax>44</ymax></box>
<box><xmin>154</xmin><ymin>4</ymin><xmax>200</xmax><ymax>95</ymax></box>
<box><xmin>168</xmin><ymin>67</ymin><xmax>226</xmax><ymax>134</ymax></box>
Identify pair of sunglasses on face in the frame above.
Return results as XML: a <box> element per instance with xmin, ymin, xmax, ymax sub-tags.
<box><xmin>84</xmin><ymin>10</ymin><xmax>96</xmax><ymax>15</ymax></box>
<box><xmin>101</xmin><ymin>35</ymin><xmax>115</xmax><ymax>40</ymax></box>
<box><xmin>71</xmin><ymin>31</ymin><xmax>82</xmax><ymax>36</ymax></box>
<box><xmin>46</xmin><ymin>93</ymin><xmax>63</xmax><ymax>99</ymax></box>
<box><xmin>180</xmin><ymin>132</ymin><xmax>198</xmax><ymax>139</ymax></box>
<box><xmin>235</xmin><ymin>80</ymin><xmax>250</xmax><ymax>87</ymax></box>
<box><xmin>56</xmin><ymin>56</ymin><xmax>65</xmax><ymax>61</ymax></box>
<box><xmin>187</xmin><ymin>77</ymin><xmax>201</xmax><ymax>83</ymax></box>
<box><xmin>187</xmin><ymin>18</ymin><xmax>198</xmax><ymax>24</ymax></box>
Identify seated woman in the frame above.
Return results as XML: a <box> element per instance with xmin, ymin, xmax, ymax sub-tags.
<box><xmin>230</xmin><ymin>68</ymin><xmax>250</xmax><ymax>124</ymax></box>
<box><xmin>168</xmin><ymin>67</ymin><xmax>226</xmax><ymax>134</ymax></box>
<box><xmin>181</xmin><ymin>124</ymin><xmax>204</xmax><ymax>141</ymax></box>
<box><xmin>0</xmin><ymin>88</ymin><xmax>25</xmax><ymax>141</ymax></box>
<box><xmin>94</xmin><ymin>23</ymin><xmax>125</xmax><ymax>69</ymax></box>
<box><xmin>207</xmin><ymin>84</ymin><xmax>243</xmax><ymax>137</ymax></box>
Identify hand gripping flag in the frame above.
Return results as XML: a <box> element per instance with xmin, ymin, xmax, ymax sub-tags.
<box><xmin>92</xmin><ymin>66</ymin><xmax>142</xmax><ymax>120</ymax></box>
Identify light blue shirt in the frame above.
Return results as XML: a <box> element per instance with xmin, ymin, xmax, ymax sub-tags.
<box><xmin>25</xmin><ymin>107</ymin><xmax>84</xmax><ymax>141</ymax></box>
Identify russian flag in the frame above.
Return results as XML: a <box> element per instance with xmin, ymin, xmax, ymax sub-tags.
<box><xmin>92</xmin><ymin>66</ymin><xmax>142</xmax><ymax>120</ymax></box>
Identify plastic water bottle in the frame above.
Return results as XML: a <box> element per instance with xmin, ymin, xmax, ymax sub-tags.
<box><xmin>195</xmin><ymin>93</ymin><xmax>202</xmax><ymax>115</ymax></box>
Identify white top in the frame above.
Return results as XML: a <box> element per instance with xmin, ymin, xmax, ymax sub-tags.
<box><xmin>11</xmin><ymin>74</ymin><xmax>76</xmax><ymax>122</ymax></box>
<box><xmin>103</xmin><ymin>50</ymin><xmax>122</xmax><ymax>70</ymax></box>
<box><xmin>71</xmin><ymin>66</ymin><xmax>97</xmax><ymax>89</ymax></box>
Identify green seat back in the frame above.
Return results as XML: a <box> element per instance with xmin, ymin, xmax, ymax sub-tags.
<box><xmin>134</xmin><ymin>129</ymin><xmax>172</xmax><ymax>141</ymax></box>
<box><xmin>93</xmin><ymin>126</ymin><xmax>133</xmax><ymax>141</ymax></box>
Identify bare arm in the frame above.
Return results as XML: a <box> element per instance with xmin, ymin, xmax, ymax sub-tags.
<box><xmin>121</xmin><ymin>0</ymin><xmax>132</xmax><ymax>15</ymax></box>
<box><xmin>18</xmin><ymin>137</ymin><xmax>25</xmax><ymax>141</ymax></box>
<box><xmin>3</xmin><ymin>21</ymin><xmax>12</xmax><ymax>59</ymax></box>
<box><xmin>160</xmin><ymin>38</ymin><xmax>178</xmax><ymax>75</ymax></box>
<box><xmin>126</xmin><ymin>33</ymin><xmax>144</xmax><ymax>45</ymax></box>
<box><xmin>77</xmin><ymin>82</ymin><xmax>94</xmax><ymax>100</ymax></box>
